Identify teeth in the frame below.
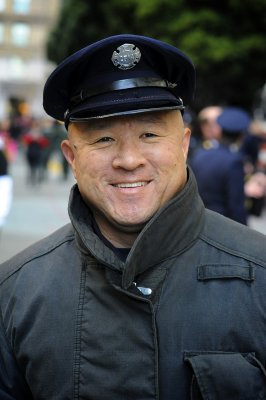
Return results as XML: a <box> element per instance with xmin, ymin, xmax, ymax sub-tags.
<box><xmin>115</xmin><ymin>182</ymin><xmax>146</xmax><ymax>188</ymax></box>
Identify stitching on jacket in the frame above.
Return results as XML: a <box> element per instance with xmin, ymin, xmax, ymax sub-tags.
<box><xmin>73</xmin><ymin>261</ymin><xmax>86</xmax><ymax>400</ymax></box>
<box><xmin>0</xmin><ymin>229</ymin><xmax>75</xmax><ymax>285</ymax></box>
<box><xmin>199</xmin><ymin>234</ymin><xmax>266</xmax><ymax>269</ymax></box>
<box><xmin>149</xmin><ymin>301</ymin><xmax>160</xmax><ymax>400</ymax></box>
<box><xmin>155</xmin><ymin>267</ymin><xmax>170</xmax><ymax>314</ymax></box>
<box><xmin>0</xmin><ymin>307</ymin><xmax>34</xmax><ymax>397</ymax></box>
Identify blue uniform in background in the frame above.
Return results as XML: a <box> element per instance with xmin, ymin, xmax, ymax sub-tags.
<box><xmin>189</xmin><ymin>140</ymin><xmax>247</xmax><ymax>224</ymax></box>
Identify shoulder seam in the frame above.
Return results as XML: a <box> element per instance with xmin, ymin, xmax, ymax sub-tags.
<box><xmin>0</xmin><ymin>233</ymin><xmax>75</xmax><ymax>285</ymax></box>
<box><xmin>200</xmin><ymin>233</ymin><xmax>266</xmax><ymax>268</ymax></box>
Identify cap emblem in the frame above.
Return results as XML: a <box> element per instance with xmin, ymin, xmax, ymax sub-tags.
<box><xmin>111</xmin><ymin>43</ymin><xmax>141</xmax><ymax>70</ymax></box>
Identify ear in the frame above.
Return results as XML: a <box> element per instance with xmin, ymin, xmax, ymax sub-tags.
<box><xmin>182</xmin><ymin>127</ymin><xmax>191</xmax><ymax>161</ymax></box>
<box><xmin>61</xmin><ymin>140</ymin><xmax>77</xmax><ymax>178</ymax></box>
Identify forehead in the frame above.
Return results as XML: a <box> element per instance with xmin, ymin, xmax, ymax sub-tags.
<box><xmin>69</xmin><ymin>110</ymin><xmax>181</xmax><ymax>133</ymax></box>
<box><xmin>198</xmin><ymin>107</ymin><xmax>222</xmax><ymax>122</ymax></box>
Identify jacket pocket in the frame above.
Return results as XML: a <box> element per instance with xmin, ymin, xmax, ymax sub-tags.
<box><xmin>184</xmin><ymin>351</ymin><xmax>266</xmax><ymax>400</ymax></box>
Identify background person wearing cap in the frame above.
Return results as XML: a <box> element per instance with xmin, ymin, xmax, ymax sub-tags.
<box><xmin>187</xmin><ymin>105</ymin><xmax>223</xmax><ymax>163</ymax></box>
<box><xmin>190</xmin><ymin>106</ymin><xmax>251</xmax><ymax>225</ymax></box>
<box><xmin>0</xmin><ymin>35</ymin><xmax>266</xmax><ymax>400</ymax></box>
<box><xmin>197</xmin><ymin>105</ymin><xmax>223</xmax><ymax>146</ymax></box>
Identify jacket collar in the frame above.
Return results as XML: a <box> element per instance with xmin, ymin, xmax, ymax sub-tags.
<box><xmin>69</xmin><ymin>167</ymin><xmax>205</xmax><ymax>289</ymax></box>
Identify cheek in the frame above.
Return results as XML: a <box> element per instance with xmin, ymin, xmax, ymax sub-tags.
<box><xmin>75</xmin><ymin>153</ymin><xmax>107</xmax><ymax>186</ymax></box>
<box><xmin>166</xmin><ymin>144</ymin><xmax>186</xmax><ymax>168</ymax></box>
<box><xmin>152</xmin><ymin>152</ymin><xmax>184</xmax><ymax>186</ymax></box>
<box><xmin>165</xmin><ymin>148</ymin><xmax>188</xmax><ymax>184</ymax></box>
<box><xmin>73</xmin><ymin>154</ymin><xmax>91</xmax><ymax>182</ymax></box>
<box><xmin>149</xmin><ymin>141</ymin><xmax>182</xmax><ymax>168</ymax></box>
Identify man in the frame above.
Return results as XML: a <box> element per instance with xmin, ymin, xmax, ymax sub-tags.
<box><xmin>0</xmin><ymin>34</ymin><xmax>266</xmax><ymax>399</ymax></box>
<box><xmin>197</xmin><ymin>105</ymin><xmax>223</xmax><ymax>145</ymax></box>
<box><xmin>187</xmin><ymin>105</ymin><xmax>223</xmax><ymax>162</ymax></box>
<box><xmin>190</xmin><ymin>107</ymin><xmax>250</xmax><ymax>224</ymax></box>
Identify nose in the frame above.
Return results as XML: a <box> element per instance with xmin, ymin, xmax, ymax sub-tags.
<box><xmin>112</xmin><ymin>139</ymin><xmax>146</xmax><ymax>170</ymax></box>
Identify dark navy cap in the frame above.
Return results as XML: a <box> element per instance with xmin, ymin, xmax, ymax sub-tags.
<box><xmin>43</xmin><ymin>34</ymin><xmax>195</xmax><ymax>125</ymax></box>
<box><xmin>217</xmin><ymin>107</ymin><xmax>251</xmax><ymax>133</ymax></box>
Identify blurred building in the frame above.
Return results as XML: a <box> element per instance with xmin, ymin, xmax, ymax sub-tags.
<box><xmin>0</xmin><ymin>0</ymin><xmax>62</xmax><ymax>119</ymax></box>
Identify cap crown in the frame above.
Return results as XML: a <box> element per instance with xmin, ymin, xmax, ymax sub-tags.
<box><xmin>43</xmin><ymin>34</ymin><xmax>195</xmax><ymax>121</ymax></box>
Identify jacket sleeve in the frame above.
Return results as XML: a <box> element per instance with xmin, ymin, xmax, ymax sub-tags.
<box><xmin>0</xmin><ymin>310</ymin><xmax>33</xmax><ymax>400</ymax></box>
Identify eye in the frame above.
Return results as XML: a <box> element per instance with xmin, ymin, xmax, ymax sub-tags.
<box><xmin>142</xmin><ymin>132</ymin><xmax>158</xmax><ymax>138</ymax></box>
<box><xmin>96</xmin><ymin>136</ymin><xmax>114</xmax><ymax>143</ymax></box>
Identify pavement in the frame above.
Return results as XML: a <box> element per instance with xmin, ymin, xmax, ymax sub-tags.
<box><xmin>0</xmin><ymin>151</ymin><xmax>75</xmax><ymax>263</ymax></box>
<box><xmin>0</xmin><ymin>151</ymin><xmax>266</xmax><ymax>264</ymax></box>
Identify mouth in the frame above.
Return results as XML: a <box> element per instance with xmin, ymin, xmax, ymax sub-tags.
<box><xmin>112</xmin><ymin>181</ymin><xmax>149</xmax><ymax>188</ymax></box>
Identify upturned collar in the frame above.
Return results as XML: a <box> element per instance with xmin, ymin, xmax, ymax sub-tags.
<box><xmin>69</xmin><ymin>167</ymin><xmax>205</xmax><ymax>289</ymax></box>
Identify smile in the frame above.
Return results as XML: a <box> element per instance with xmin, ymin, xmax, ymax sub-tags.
<box><xmin>113</xmin><ymin>182</ymin><xmax>148</xmax><ymax>188</ymax></box>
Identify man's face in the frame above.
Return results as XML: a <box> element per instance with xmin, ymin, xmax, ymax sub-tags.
<box><xmin>198</xmin><ymin>106</ymin><xmax>223</xmax><ymax>141</ymax></box>
<box><xmin>62</xmin><ymin>110</ymin><xmax>190</xmax><ymax>245</ymax></box>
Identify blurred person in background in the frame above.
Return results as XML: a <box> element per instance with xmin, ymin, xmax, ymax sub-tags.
<box><xmin>188</xmin><ymin>105</ymin><xmax>223</xmax><ymax>161</ymax></box>
<box><xmin>190</xmin><ymin>107</ymin><xmax>250</xmax><ymax>224</ymax></box>
<box><xmin>42</xmin><ymin>119</ymin><xmax>70</xmax><ymax>181</ymax></box>
<box><xmin>22</xmin><ymin>119</ymin><xmax>50</xmax><ymax>185</ymax></box>
<box><xmin>9</xmin><ymin>111</ymin><xmax>32</xmax><ymax>143</ymax></box>
<box><xmin>244</xmin><ymin>118</ymin><xmax>266</xmax><ymax>216</ymax></box>
<box><xmin>0</xmin><ymin>119</ymin><xmax>18</xmax><ymax>163</ymax></box>
<box><xmin>0</xmin><ymin>137</ymin><xmax>13</xmax><ymax>236</ymax></box>
<box><xmin>197</xmin><ymin>105</ymin><xmax>223</xmax><ymax>146</ymax></box>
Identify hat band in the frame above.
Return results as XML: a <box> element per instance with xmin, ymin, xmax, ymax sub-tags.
<box><xmin>70</xmin><ymin>77</ymin><xmax>178</xmax><ymax>106</ymax></box>
<box><xmin>69</xmin><ymin>105</ymin><xmax>184</xmax><ymax>122</ymax></box>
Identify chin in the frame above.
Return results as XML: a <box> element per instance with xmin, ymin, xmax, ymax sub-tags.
<box><xmin>113</xmin><ymin>217</ymin><xmax>150</xmax><ymax>233</ymax></box>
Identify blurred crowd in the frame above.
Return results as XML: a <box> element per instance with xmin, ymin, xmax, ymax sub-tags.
<box><xmin>187</xmin><ymin>105</ymin><xmax>266</xmax><ymax>225</ymax></box>
<box><xmin>0</xmin><ymin>115</ymin><xmax>69</xmax><ymax>233</ymax></box>
<box><xmin>0</xmin><ymin>106</ymin><xmax>266</xmax><ymax>234</ymax></box>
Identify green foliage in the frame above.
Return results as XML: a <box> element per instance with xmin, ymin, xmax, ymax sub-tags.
<box><xmin>47</xmin><ymin>0</ymin><xmax>136</xmax><ymax>61</ymax></box>
<box><xmin>46</xmin><ymin>0</ymin><xmax>266</xmax><ymax>112</ymax></box>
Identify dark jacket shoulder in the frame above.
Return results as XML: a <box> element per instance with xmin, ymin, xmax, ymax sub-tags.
<box><xmin>0</xmin><ymin>223</ymin><xmax>74</xmax><ymax>285</ymax></box>
<box><xmin>202</xmin><ymin>209</ymin><xmax>266</xmax><ymax>267</ymax></box>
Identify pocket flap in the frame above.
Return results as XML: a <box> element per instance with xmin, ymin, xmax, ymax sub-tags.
<box><xmin>197</xmin><ymin>265</ymin><xmax>254</xmax><ymax>281</ymax></box>
<box><xmin>185</xmin><ymin>352</ymin><xmax>266</xmax><ymax>400</ymax></box>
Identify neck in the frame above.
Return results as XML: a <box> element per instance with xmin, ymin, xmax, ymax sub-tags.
<box><xmin>92</xmin><ymin>215</ymin><xmax>140</xmax><ymax>248</ymax></box>
<box><xmin>102</xmin><ymin>231</ymin><xmax>137</xmax><ymax>248</ymax></box>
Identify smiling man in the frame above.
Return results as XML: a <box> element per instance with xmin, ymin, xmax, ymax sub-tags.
<box><xmin>0</xmin><ymin>34</ymin><xmax>266</xmax><ymax>400</ymax></box>
<box><xmin>62</xmin><ymin>111</ymin><xmax>190</xmax><ymax>247</ymax></box>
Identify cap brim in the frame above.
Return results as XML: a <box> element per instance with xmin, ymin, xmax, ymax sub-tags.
<box><xmin>67</xmin><ymin>86</ymin><xmax>184</xmax><ymax>122</ymax></box>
